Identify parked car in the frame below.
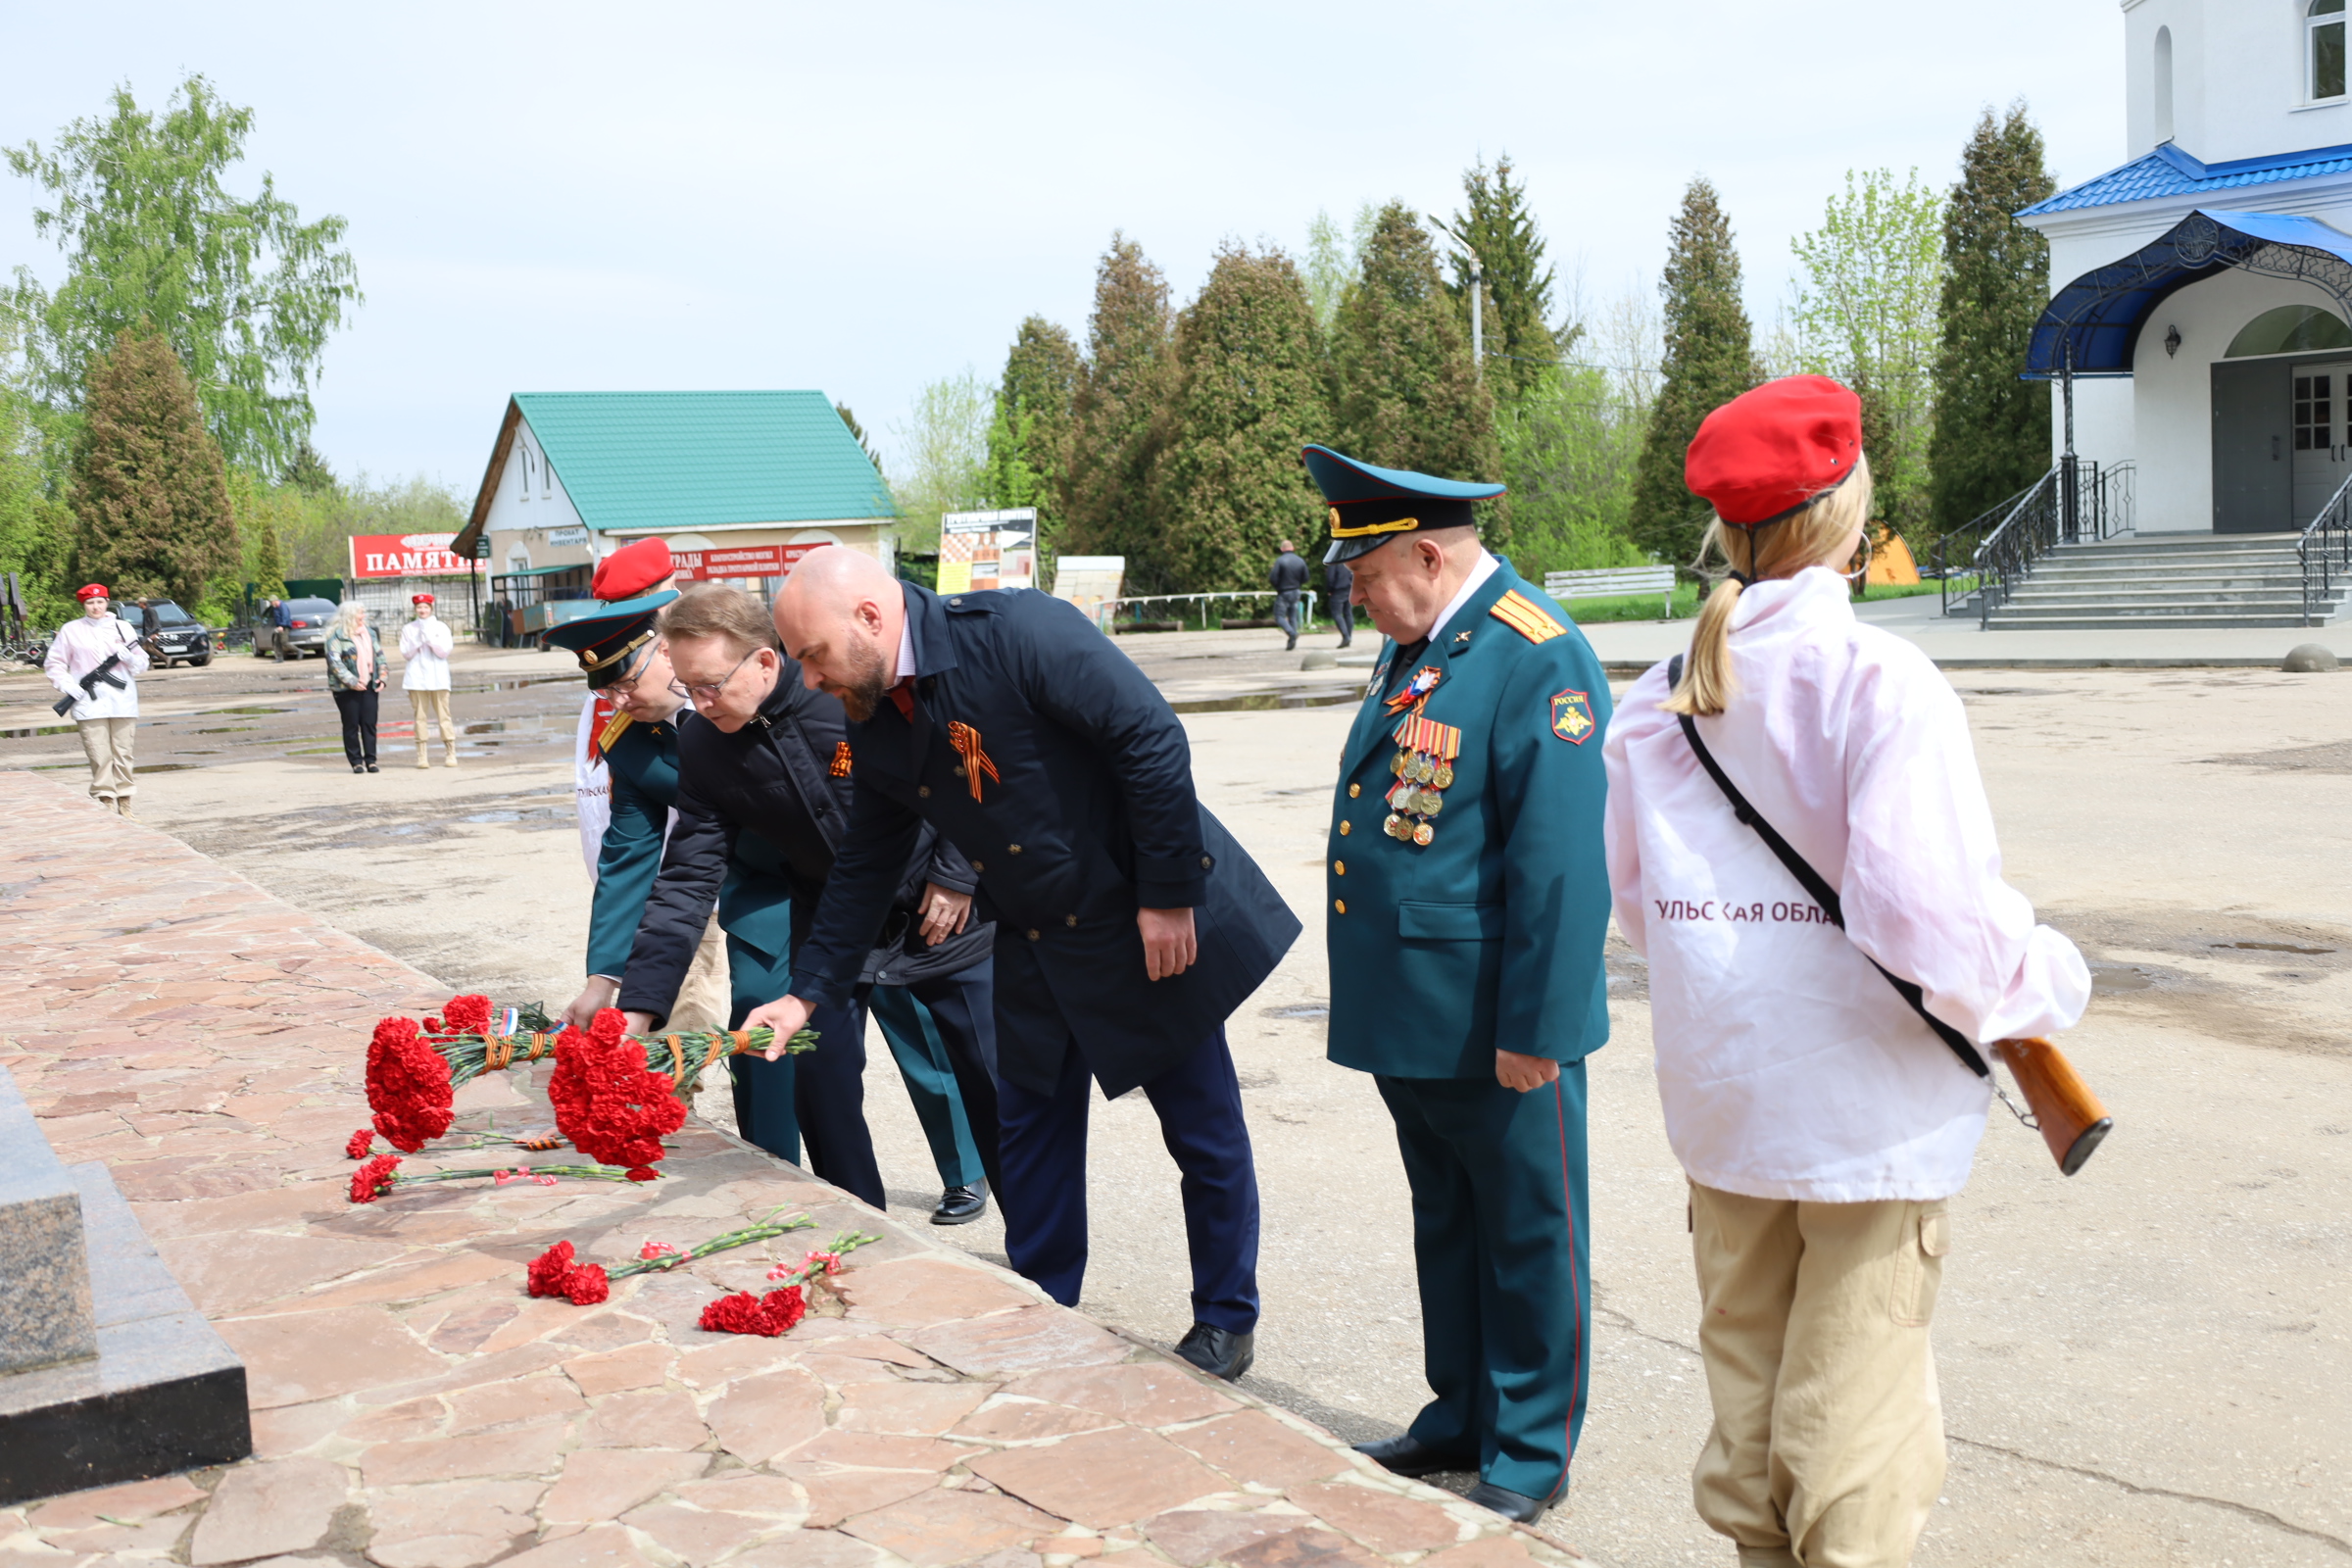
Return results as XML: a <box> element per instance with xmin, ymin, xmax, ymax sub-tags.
<box><xmin>256</xmin><ymin>597</ymin><xmax>338</xmax><ymax>661</ymax></box>
<box><xmin>129</xmin><ymin>600</ymin><xmax>213</xmax><ymax>667</ymax></box>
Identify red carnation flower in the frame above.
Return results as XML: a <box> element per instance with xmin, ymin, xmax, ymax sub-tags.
<box><xmin>525</xmin><ymin>1241</ymin><xmax>578</xmax><ymax>1298</ymax></box>
<box><xmin>564</xmin><ymin>1264</ymin><xmax>611</xmax><ymax>1306</ymax></box>
<box><xmin>442</xmin><ymin>994</ymin><xmax>493</xmax><ymax>1036</ymax></box>
<box><xmin>760</xmin><ymin>1284</ymin><xmax>808</xmax><ymax>1333</ymax></box>
<box><xmin>698</xmin><ymin>1291</ymin><xmax>780</xmax><ymax>1336</ymax></box>
<box><xmin>366</xmin><ymin>1015</ymin><xmax>455</xmax><ymax>1152</ymax></box>
<box><xmin>345</xmin><ymin>1128</ymin><xmax>374</xmax><ymax>1159</ymax></box>
<box><xmin>348</xmin><ymin>1154</ymin><xmax>402</xmax><ymax>1204</ymax></box>
<box><xmin>549</xmin><ymin>1011</ymin><xmax>685</xmax><ymax>1175</ymax></box>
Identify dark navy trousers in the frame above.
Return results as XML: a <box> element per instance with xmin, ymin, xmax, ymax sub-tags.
<box><xmin>996</xmin><ymin>1025</ymin><xmax>1260</xmax><ymax>1333</ymax></box>
<box><xmin>725</xmin><ymin>933</ymin><xmax>885</xmax><ymax>1209</ymax></box>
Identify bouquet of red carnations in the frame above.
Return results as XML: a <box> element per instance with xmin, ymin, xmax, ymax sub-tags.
<box><xmin>521</xmin><ymin>1206</ymin><xmax>877</xmax><ymax>1315</ymax></box>
<box><xmin>357</xmin><ymin>996</ymin><xmax>816</xmax><ymax>1180</ymax></box>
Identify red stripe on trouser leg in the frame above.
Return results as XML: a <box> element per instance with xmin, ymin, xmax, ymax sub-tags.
<box><xmin>1554</xmin><ymin>1077</ymin><xmax>1583</xmax><ymax>1474</ymax></box>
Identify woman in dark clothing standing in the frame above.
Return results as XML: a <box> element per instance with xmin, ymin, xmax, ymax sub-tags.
<box><xmin>325</xmin><ymin>601</ymin><xmax>385</xmax><ymax>772</ymax></box>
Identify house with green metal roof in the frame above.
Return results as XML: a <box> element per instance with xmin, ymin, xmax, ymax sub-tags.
<box><xmin>451</xmin><ymin>392</ymin><xmax>899</xmax><ymax>595</ymax></box>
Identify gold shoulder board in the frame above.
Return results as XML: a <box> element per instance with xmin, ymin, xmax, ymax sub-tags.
<box><xmin>1490</xmin><ymin>590</ymin><xmax>1565</xmax><ymax>644</ymax></box>
<box><xmin>597</xmin><ymin>709</ymin><xmax>635</xmax><ymax>752</ymax></box>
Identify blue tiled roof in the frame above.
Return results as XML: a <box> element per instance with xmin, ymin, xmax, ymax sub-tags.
<box><xmin>2023</xmin><ymin>141</ymin><xmax>2352</xmax><ymax>217</ymax></box>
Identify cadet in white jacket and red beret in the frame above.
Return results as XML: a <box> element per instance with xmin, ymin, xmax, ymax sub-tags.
<box><xmin>44</xmin><ymin>584</ymin><xmax>150</xmax><ymax>816</ymax></box>
<box><xmin>1602</xmin><ymin>377</ymin><xmax>2089</xmax><ymax>1568</ymax></box>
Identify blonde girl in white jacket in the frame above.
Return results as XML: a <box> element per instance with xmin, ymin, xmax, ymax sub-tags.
<box><xmin>1602</xmin><ymin>377</ymin><xmax>2088</xmax><ymax>1568</ymax></box>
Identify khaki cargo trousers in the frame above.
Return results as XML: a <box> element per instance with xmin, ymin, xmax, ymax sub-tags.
<box><xmin>1688</xmin><ymin>1181</ymin><xmax>1951</xmax><ymax>1568</ymax></box>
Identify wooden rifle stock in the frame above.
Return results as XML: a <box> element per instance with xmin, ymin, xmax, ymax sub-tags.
<box><xmin>1994</xmin><ymin>1037</ymin><xmax>2112</xmax><ymax>1175</ymax></box>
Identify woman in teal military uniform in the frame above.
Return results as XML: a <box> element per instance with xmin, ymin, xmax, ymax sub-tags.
<box><xmin>1308</xmin><ymin>445</ymin><xmax>1613</xmax><ymax>1525</ymax></box>
<box><xmin>549</xmin><ymin>570</ymin><xmax>989</xmax><ymax>1222</ymax></box>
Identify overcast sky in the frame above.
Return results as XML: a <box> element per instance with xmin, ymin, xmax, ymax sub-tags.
<box><xmin>2</xmin><ymin>1</ymin><xmax>2127</xmax><ymax>504</ymax></box>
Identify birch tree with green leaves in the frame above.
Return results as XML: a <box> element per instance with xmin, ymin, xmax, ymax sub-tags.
<box><xmin>887</xmin><ymin>369</ymin><xmax>992</xmax><ymax>553</ymax></box>
<box><xmin>1788</xmin><ymin>169</ymin><xmax>1945</xmax><ymax>541</ymax></box>
<box><xmin>5</xmin><ymin>74</ymin><xmax>361</xmax><ymax>474</ymax></box>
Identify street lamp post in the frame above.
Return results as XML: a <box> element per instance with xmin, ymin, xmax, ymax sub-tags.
<box><xmin>1432</xmin><ymin>220</ymin><xmax>1485</xmax><ymax>385</ymax></box>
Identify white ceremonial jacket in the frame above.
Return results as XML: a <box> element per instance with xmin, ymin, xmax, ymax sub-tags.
<box><xmin>399</xmin><ymin>616</ymin><xmax>454</xmax><ymax>691</ymax></box>
<box><xmin>44</xmin><ymin>613</ymin><xmax>149</xmax><ymax>721</ymax></box>
<box><xmin>1601</xmin><ymin>567</ymin><xmax>2089</xmax><ymax>1202</ymax></box>
<box><xmin>574</xmin><ymin>694</ymin><xmax>612</xmax><ymax>879</ymax></box>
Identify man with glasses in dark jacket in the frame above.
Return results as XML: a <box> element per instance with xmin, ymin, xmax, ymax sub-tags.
<box><xmin>616</xmin><ymin>581</ymin><xmax>1002</xmax><ymax>1213</ymax></box>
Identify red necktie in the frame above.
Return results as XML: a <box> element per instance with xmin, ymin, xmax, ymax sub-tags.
<box><xmin>888</xmin><ymin>679</ymin><xmax>914</xmax><ymax>720</ymax></box>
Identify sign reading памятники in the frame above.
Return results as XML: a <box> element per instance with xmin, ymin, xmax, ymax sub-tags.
<box><xmin>350</xmin><ymin>533</ymin><xmax>472</xmax><ymax>579</ymax></box>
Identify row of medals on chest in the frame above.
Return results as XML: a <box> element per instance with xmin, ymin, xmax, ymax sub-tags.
<box><xmin>1385</xmin><ymin>745</ymin><xmax>1451</xmax><ymax>846</ymax></box>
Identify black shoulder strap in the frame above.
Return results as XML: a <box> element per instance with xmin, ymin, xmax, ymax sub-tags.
<box><xmin>1666</xmin><ymin>656</ymin><xmax>1989</xmax><ymax>1079</ymax></box>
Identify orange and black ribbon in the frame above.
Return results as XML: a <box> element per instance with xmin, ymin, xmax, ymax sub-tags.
<box><xmin>1391</xmin><ymin>711</ymin><xmax>1461</xmax><ymax>760</ymax></box>
<box><xmin>829</xmin><ymin>741</ymin><xmax>854</xmax><ymax>777</ymax></box>
<box><xmin>947</xmin><ymin>721</ymin><xmax>999</xmax><ymax>803</ymax></box>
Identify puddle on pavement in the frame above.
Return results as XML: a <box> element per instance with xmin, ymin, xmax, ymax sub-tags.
<box><xmin>459</xmin><ymin>675</ymin><xmax>576</xmax><ymax>693</ymax></box>
<box><xmin>0</xmin><ymin>723</ymin><xmax>77</xmax><ymax>738</ymax></box>
<box><xmin>2089</xmin><ymin>963</ymin><xmax>2155</xmax><ymax>993</ymax></box>
<box><xmin>133</xmin><ymin>763</ymin><xmax>197</xmax><ymax>773</ymax></box>
<box><xmin>2216</xmin><ymin>940</ymin><xmax>2336</xmax><ymax>956</ymax></box>
<box><xmin>196</xmin><ymin>726</ymin><xmax>256</xmax><ymax>734</ymax></box>
<box><xmin>1169</xmin><ymin>691</ymin><xmax>1359</xmax><ymax>714</ymax></box>
<box><xmin>202</xmin><ymin>705</ymin><xmax>295</xmax><ymax>716</ymax></box>
<box><xmin>1261</xmin><ymin>1003</ymin><xmax>1330</xmax><ymax>1019</ymax></box>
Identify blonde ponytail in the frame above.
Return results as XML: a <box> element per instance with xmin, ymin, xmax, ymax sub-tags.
<box><xmin>1662</xmin><ymin>452</ymin><xmax>1875</xmax><ymax>718</ymax></box>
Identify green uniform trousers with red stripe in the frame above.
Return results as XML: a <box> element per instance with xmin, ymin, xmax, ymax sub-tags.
<box><xmin>1375</xmin><ymin>1063</ymin><xmax>1592</xmax><ymax>1502</ymax></box>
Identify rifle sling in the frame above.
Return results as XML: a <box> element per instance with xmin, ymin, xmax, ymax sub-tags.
<box><xmin>1665</xmin><ymin>655</ymin><xmax>1989</xmax><ymax>1080</ymax></box>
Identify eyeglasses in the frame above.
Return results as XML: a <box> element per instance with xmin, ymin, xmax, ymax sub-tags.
<box><xmin>668</xmin><ymin>648</ymin><xmax>761</xmax><ymax>704</ymax></box>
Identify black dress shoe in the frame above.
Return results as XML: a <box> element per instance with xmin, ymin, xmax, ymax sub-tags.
<box><xmin>1464</xmin><ymin>1482</ymin><xmax>1551</xmax><ymax>1524</ymax></box>
<box><xmin>930</xmin><ymin>1183</ymin><xmax>988</xmax><ymax>1225</ymax></box>
<box><xmin>351</xmin><ymin>763</ymin><xmax>365</xmax><ymax>773</ymax></box>
<box><xmin>1352</xmin><ymin>1434</ymin><xmax>1476</xmax><ymax>1478</ymax></box>
<box><xmin>1173</xmin><ymin>1322</ymin><xmax>1254</xmax><ymax>1381</ymax></box>
<box><xmin>365</xmin><ymin>761</ymin><xmax>379</xmax><ymax>772</ymax></box>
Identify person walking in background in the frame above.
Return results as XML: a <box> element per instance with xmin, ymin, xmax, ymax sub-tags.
<box><xmin>1603</xmin><ymin>378</ymin><xmax>2090</xmax><ymax>1568</ymax></box>
<box><xmin>400</xmin><ymin>592</ymin><xmax>457</xmax><ymax>767</ymax></box>
<box><xmin>1325</xmin><ymin>555</ymin><xmax>1355</xmax><ymax>648</ymax></box>
<box><xmin>325</xmin><ymin>601</ymin><xmax>385</xmax><ymax>774</ymax></box>
<box><xmin>43</xmin><ymin>583</ymin><xmax>148</xmax><ymax>817</ymax></box>
<box><xmin>1269</xmin><ymin>538</ymin><xmax>1308</xmax><ymax>651</ymax></box>
<box><xmin>1308</xmin><ymin>445</ymin><xmax>1611</xmax><ymax>1524</ymax></box>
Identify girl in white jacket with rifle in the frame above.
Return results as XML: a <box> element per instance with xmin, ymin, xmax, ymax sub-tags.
<box><xmin>1602</xmin><ymin>377</ymin><xmax>2090</xmax><ymax>1568</ymax></box>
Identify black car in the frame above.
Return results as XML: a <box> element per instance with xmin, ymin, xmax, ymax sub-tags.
<box><xmin>128</xmin><ymin>600</ymin><xmax>213</xmax><ymax>667</ymax></box>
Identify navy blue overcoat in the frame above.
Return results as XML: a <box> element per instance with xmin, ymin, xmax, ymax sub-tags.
<box><xmin>794</xmin><ymin>583</ymin><xmax>1301</xmax><ymax>1098</ymax></box>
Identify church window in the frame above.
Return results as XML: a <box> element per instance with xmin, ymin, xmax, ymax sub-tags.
<box><xmin>2313</xmin><ymin>0</ymin><xmax>2347</xmax><ymax>103</ymax></box>
<box><xmin>2227</xmin><ymin>305</ymin><xmax>2352</xmax><ymax>358</ymax></box>
<box><xmin>517</xmin><ymin>444</ymin><xmax>534</xmax><ymax>502</ymax></box>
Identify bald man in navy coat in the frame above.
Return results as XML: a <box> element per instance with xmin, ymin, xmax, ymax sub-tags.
<box><xmin>748</xmin><ymin>546</ymin><xmax>1300</xmax><ymax>1381</ymax></box>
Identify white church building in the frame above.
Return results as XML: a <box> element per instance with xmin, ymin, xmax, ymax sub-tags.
<box><xmin>2020</xmin><ymin>0</ymin><xmax>2352</xmax><ymax>535</ymax></box>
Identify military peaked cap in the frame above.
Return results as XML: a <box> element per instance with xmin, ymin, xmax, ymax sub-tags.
<box><xmin>544</xmin><ymin>590</ymin><xmax>680</xmax><ymax>689</ymax></box>
<box><xmin>1302</xmin><ymin>445</ymin><xmax>1506</xmax><ymax>564</ymax></box>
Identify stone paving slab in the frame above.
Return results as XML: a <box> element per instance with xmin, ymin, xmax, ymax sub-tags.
<box><xmin>0</xmin><ymin>771</ymin><xmax>1588</xmax><ymax>1568</ymax></box>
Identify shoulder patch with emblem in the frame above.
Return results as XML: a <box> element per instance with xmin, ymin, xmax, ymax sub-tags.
<box><xmin>1549</xmin><ymin>687</ymin><xmax>1595</xmax><ymax>744</ymax></box>
<box><xmin>1491</xmin><ymin>590</ymin><xmax>1565</xmax><ymax>644</ymax></box>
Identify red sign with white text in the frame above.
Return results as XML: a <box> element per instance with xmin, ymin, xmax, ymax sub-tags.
<box><xmin>349</xmin><ymin>532</ymin><xmax>471</xmax><ymax>579</ymax></box>
<box><xmin>670</xmin><ymin>543</ymin><xmax>822</xmax><ymax>582</ymax></box>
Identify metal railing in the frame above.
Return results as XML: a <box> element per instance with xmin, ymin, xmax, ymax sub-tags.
<box><xmin>1090</xmin><ymin>589</ymin><xmax>1319</xmax><ymax>633</ymax></box>
<box><xmin>2299</xmin><ymin>469</ymin><xmax>2352</xmax><ymax>626</ymax></box>
<box><xmin>1934</xmin><ymin>458</ymin><xmax>2137</xmax><ymax>619</ymax></box>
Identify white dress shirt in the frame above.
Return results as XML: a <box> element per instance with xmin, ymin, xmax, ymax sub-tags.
<box><xmin>44</xmin><ymin>613</ymin><xmax>148</xmax><ymax>721</ymax></box>
<box><xmin>1601</xmin><ymin>567</ymin><xmax>2089</xmax><ymax>1202</ymax></box>
<box><xmin>399</xmin><ymin>614</ymin><xmax>455</xmax><ymax>691</ymax></box>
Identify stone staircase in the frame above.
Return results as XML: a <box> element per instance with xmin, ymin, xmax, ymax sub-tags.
<box><xmin>1981</xmin><ymin>533</ymin><xmax>2348</xmax><ymax>630</ymax></box>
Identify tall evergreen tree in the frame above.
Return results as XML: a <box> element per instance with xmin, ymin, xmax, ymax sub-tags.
<box><xmin>1147</xmin><ymin>244</ymin><xmax>1331</xmax><ymax>593</ymax></box>
<box><xmin>71</xmin><ymin>325</ymin><xmax>237</xmax><ymax>607</ymax></box>
<box><xmin>1628</xmin><ymin>177</ymin><xmax>1759</xmax><ymax>566</ymax></box>
<box><xmin>833</xmin><ymin>403</ymin><xmax>885</xmax><ymax>473</ymax></box>
<box><xmin>983</xmin><ymin>317</ymin><xmax>1082</xmax><ymax>554</ymax></box>
<box><xmin>1929</xmin><ymin>104</ymin><xmax>2057</xmax><ymax>533</ymax></box>
<box><xmin>1062</xmin><ymin>234</ymin><xmax>1172</xmax><ymax>564</ymax></box>
<box><xmin>1329</xmin><ymin>202</ymin><xmax>1505</xmax><ymax>551</ymax></box>
<box><xmin>1441</xmin><ymin>154</ymin><xmax>1557</xmax><ymax>401</ymax></box>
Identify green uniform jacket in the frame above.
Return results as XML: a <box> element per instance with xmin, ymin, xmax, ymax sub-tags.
<box><xmin>1326</xmin><ymin>561</ymin><xmax>1614</xmax><ymax>1078</ymax></box>
<box><xmin>588</xmin><ymin>714</ymin><xmax>799</xmax><ymax>977</ymax></box>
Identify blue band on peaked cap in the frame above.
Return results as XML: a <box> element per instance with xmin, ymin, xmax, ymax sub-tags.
<box><xmin>544</xmin><ymin>588</ymin><xmax>681</xmax><ymax>687</ymax></box>
<box><xmin>1301</xmin><ymin>444</ymin><xmax>1505</xmax><ymax>564</ymax></box>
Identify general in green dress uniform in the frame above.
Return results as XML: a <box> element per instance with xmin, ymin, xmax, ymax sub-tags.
<box><xmin>1309</xmin><ymin>444</ymin><xmax>1613</xmax><ymax>1524</ymax></box>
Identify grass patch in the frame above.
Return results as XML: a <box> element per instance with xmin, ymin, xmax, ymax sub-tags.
<box><xmin>1560</xmin><ymin>584</ymin><xmax>1704</xmax><ymax>624</ymax></box>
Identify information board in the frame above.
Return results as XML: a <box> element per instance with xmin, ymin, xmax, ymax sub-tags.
<box><xmin>938</xmin><ymin>509</ymin><xmax>1038</xmax><ymax>595</ymax></box>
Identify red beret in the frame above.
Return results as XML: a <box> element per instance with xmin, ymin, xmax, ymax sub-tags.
<box><xmin>1686</xmin><ymin>376</ymin><xmax>1863</xmax><ymax>528</ymax></box>
<box><xmin>592</xmin><ymin>538</ymin><xmax>674</xmax><ymax>602</ymax></box>
<box><xmin>75</xmin><ymin>583</ymin><xmax>109</xmax><ymax>601</ymax></box>
<box><xmin>412</xmin><ymin>593</ymin><xmax>435</xmax><ymax>606</ymax></box>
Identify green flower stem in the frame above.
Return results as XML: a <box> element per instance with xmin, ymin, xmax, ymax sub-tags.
<box><xmin>431</xmin><ymin>1022</ymin><xmax>819</xmax><ymax>1094</ymax></box>
<box><xmin>611</xmin><ymin>1210</ymin><xmax>819</xmax><ymax>1280</ymax></box>
<box><xmin>392</xmin><ymin>1162</ymin><xmax>644</xmax><ymax>1189</ymax></box>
